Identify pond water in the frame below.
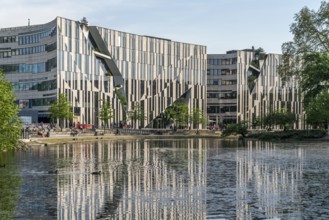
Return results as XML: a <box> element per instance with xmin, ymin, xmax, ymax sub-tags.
<box><xmin>0</xmin><ymin>139</ymin><xmax>329</xmax><ymax>219</ymax></box>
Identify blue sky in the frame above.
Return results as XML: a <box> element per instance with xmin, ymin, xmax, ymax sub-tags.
<box><xmin>0</xmin><ymin>0</ymin><xmax>322</xmax><ymax>54</ymax></box>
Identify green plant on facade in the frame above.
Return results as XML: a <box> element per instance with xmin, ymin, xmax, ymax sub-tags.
<box><xmin>114</xmin><ymin>88</ymin><xmax>127</xmax><ymax>122</ymax></box>
<box><xmin>0</xmin><ymin>70</ymin><xmax>22</xmax><ymax>150</ymax></box>
<box><xmin>49</xmin><ymin>93</ymin><xmax>73</xmax><ymax>131</ymax></box>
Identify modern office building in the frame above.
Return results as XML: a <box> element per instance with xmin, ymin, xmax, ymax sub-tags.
<box><xmin>0</xmin><ymin>17</ymin><xmax>207</xmax><ymax>128</ymax></box>
<box><xmin>207</xmin><ymin>51</ymin><xmax>238</xmax><ymax>126</ymax></box>
<box><xmin>207</xmin><ymin>49</ymin><xmax>304</xmax><ymax>129</ymax></box>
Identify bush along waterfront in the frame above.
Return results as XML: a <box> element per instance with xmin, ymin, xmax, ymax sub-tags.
<box><xmin>247</xmin><ymin>130</ymin><xmax>326</xmax><ymax>141</ymax></box>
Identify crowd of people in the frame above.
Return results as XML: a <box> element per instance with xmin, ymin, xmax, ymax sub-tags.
<box><xmin>22</xmin><ymin>122</ymin><xmax>55</xmax><ymax>138</ymax></box>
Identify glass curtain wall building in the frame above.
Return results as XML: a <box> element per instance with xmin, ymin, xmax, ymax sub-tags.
<box><xmin>0</xmin><ymin>17</ymin><xmax>207</xmax><ymax>128</ymax></box>
<box><xmin>207</xmin><ymin>49</ymin><xmax>304</xmax><ymax>129</ymax></box>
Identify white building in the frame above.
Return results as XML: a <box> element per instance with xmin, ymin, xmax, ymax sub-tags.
<box><xmin>207</xmin><ymin>49</ymin><xmax>304</xmax><ymax>129</ymax></box>
<box><xmin>0</xmin><ymin>17</ymin><xmax>207</xmax><ymax>128</ymax></box>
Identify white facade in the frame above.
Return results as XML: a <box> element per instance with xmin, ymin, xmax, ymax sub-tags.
<box><xmin>207</xmin><ymin>50</ymin><xmax>304</xmax><ymax>129</ymax></box>
<box><xmin>0</xmin><ymin>17</ymin><xmax>207</xmax><ymax>128</ymax></box>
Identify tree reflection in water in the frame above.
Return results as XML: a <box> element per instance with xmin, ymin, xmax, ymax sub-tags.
<box><xmin>0</xmin><ymin>151</ymin><xmax>21</xmax><ymax>220</ymax></box>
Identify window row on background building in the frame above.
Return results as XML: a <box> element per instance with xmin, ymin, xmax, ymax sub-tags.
<box><xmin>0</xmin><ymin>57</ymin><xmax>57</xmax><ymax>74</ymax></box>
<box><xmin>207</xmin><ymin>91</ymin><xmax>237</xmax><ymax>99</ymax></box>
<box><xmin>208</xmin><ymin>58</ymin><xmax>237</xmax><ymax>65</ymax></box>
<box><xmin>207</xmin><ymin>79</ymin><xmax>237</xmax><ymax>85</ymax></box>
<box><xmin>207</xmin><ymin>69</ymin><xmax>237</xmax><ymax>76</ymax></box>
<box><xmin>207</xmin><ymin>105</ymin><xmax>237</xmax><ymax>113</ymax></box>
<box><xmin>0</xmin><ymin>43</ymin><xmax>56</xmax><ymax>58</ymax></box>
<box><xmin>13</xmin><ymin>79</ymin><xmax>57</xmax><ymax>91</ymax></box>
<box><xmin>0</xmin><ymin>27</ymin><xmax>56</xmax><ymax>46</ymax></box>
<box><xmin>0</xmin><ymin>35</ymin><xmax>17</xmax><ymax>43</ymax></box>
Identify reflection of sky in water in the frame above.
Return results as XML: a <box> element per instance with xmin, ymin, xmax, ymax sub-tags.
<box><xmin>2</xmin><ymin>139</ymin><xmax>329</xmax><ymax>219</ymax></box>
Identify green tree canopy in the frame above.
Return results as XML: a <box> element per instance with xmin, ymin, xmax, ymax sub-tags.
<box><xmin>0</xmin><ymin>70</ymin><xmax>22</xmax><ymax>150</ymax></box>
<box><xmin>305</xmin><ymin>91</ymin><xmax>329</xmax><ymax>128</ymax></box>
<box><xmin>279</xmin><ymin>2</ymin><xmax>329</xmax><ymax>81</ymax></box>
<box><xmin>263</xmin><ymin>112</ymin><xmax>276</xmax><ymax>129</ymax></box>
<box><xmin>49</xmin><ymin>93</ymin><xmax>73</xmax><ymax>131</ymax></box>
<box><xmin>273</xmin><ymin>109</ymin><xmax>296</xmax><ymax>131</ymax></box>
<box><xmin>164</xmin><ymin>100</ymin><xmax>189</xmax><ymax>129</ymax></box>
<box><xmin>98</xmin><ymin>100</ymin><xmax>113</xmax><ymax>132</ymax></box>
<box><xmin>222</xmin><ymin>121</ymin><xmax>248</xmax><ymax>137</ymax></box>
<box><xmin>300</xmin><ymin>52</ymin><xmax>329</xmax><ymax>108</ymax></box>
<box><xmin>190</xmin><ymin>108</ymin><xmax>206</xmax><ymax>129</ymax></box>
<box><xmin>263</xmin><ymin>109</ymin><xmax>296</xmax><ymax>130</ymax></box>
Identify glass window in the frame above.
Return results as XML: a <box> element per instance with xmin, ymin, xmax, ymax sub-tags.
<box><xmin>19</xmin><ymin>64</ymin><xmax>25</xmax><ymax>73</ymax></box>
<box><xmin>37</xmin><ymin>63</ymin><xmax>45</xmax><ymax>73</ymax></box>
<box><xmin>32</xmin><ymin>64</ymin><xmax>38</xmax><ymax>73</ymax></box>
<box><xmin>221</xmin><ymin>59</ymin><xmax>230</xmax><ymax>65</ymax></box>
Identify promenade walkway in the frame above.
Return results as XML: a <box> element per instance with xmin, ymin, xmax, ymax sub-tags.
<box><xmin>22</xmin><ymin>128</ymin><xmax>223</xmax><ymax>145</ymax></box>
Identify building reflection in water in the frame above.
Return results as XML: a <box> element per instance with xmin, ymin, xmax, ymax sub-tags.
<box><xmin>53</xmin><ymin>139</ymin><xmax>207</xmax><ymax>219</ymax></box>
<box><xmin>236</xmin><ymin>140</ymin><xmax>304</xmax><ymax>219</ymax></box>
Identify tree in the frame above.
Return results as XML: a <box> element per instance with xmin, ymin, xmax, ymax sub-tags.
<box><xmin>300</xmin><ymin>52</ymin><xmax>329</xmax><ymax>108</ymax></box>
<box><xmin>49</xmin><ymin>93</ymin><xmax>73</xmax><ymax>131</ymax></box>
<box><xmin>164</xmin><ymin>100</ymin><xmax>189</xmax><ymax>129</ymax></box>
<box><xmin>279</xmin><ymin>2</ymin><xmax>329</xmax><ymax>81</ymax></box>
<box><xmin>128</xmin><ymin>101</ymin><xmax>144</xmax><ymax>128</ymax></box>
<box><xmin>305</xmin><ymin>91</ymin><xmax>329</xmax><ymax>129</ymax></box>
<box><xmin>0</xmin><ymin>70</ymin><xmax>22</xmax><ymax>150</ymax></box>
<box><xmin>273</xmin><ymin>109</ymin><xmax>296</xmax><ymax>131</ymax></box>
<box><xmin>190</xmin><ymin>108</ymin><xmax>206</xmax><ymax>129</ymax></box>
<box><xmin>263</xmin><ymin>112</ymin><xmax>276</xmax><ymax>130</ymax></box>
<box><xmin>222</xmin><ymin>121</ymin><xmax>248</xmax><ymax>137</ymax></box>
<box><xmin>98</xmin><ymin>100</ymin><xmax>113</xmax><ymax>132</ymax></box>
<box><xmin>263</xmin><ymin>109</ymin><xmax>296</xmax><ymax>130</ymax></box>
<box><xmin>251</xmin><ymin>116</ymin><xmax>262</xmax><ymax>129</ymax></box>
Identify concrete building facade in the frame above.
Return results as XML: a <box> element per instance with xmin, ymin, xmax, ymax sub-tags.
<box><xmin>0</xmin><ymin>17</ymin><xmax>207</xmax><ymax>128</ymax></box>
<box><xmin>207</xmin><ymin>49</ymin><xmax>304</xmax><ymax>129</ymax></box>
<box><xmin>207</xmin><ymin>51</ymin><xmax>238</xmax><ymax>126</ymax></box>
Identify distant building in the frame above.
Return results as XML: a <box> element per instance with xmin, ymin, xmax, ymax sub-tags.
<box><xmin>207</xmin><ymin>49</ymin><xmax>304</xmax><ymax>129</ymax></box>
<box><xmin>0</xmin><ymin>17</ymin><xmax>207</xmax><ymax>128</ymax></box>
<box><xmin>207</xmin><ymin>51</ymin><xmax>238</xmax><ymax>126</ymax></box>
